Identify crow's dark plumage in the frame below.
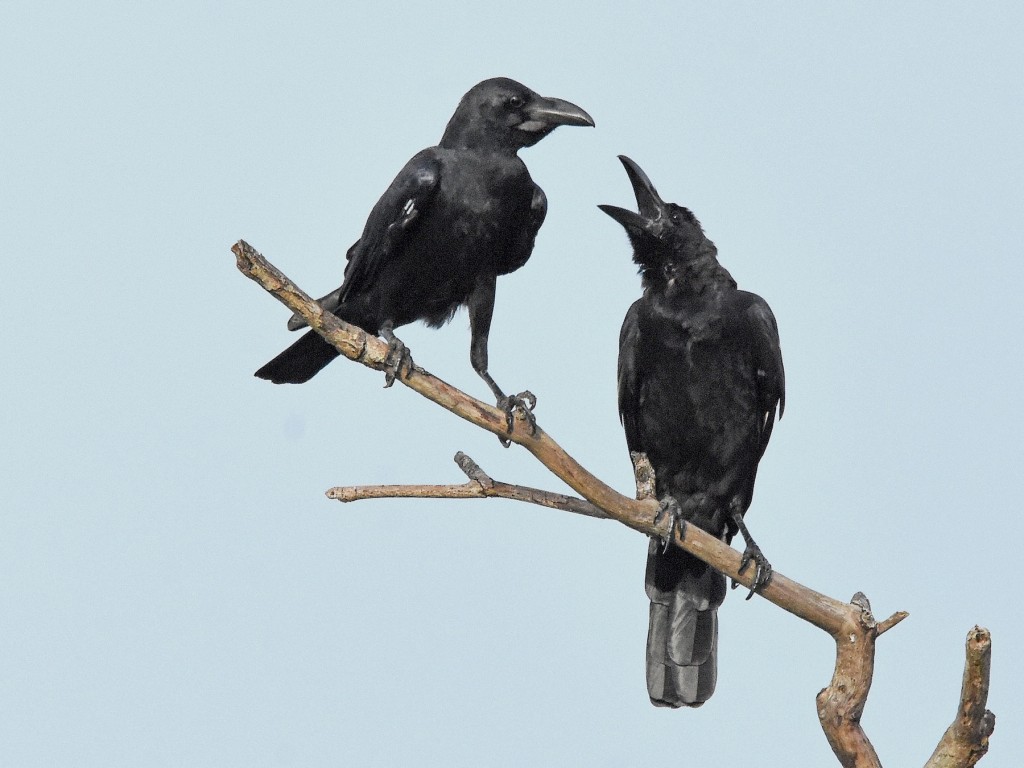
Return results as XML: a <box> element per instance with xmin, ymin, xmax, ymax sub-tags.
<box><xmin>600</xmin><ymin>156</ymin><xmax>784</xmax><ymax>708</ymax></box>
<box><xmin>255</xmin><ymin>78</ymin><xmax>593</xmax><ymax>432</ymax></box>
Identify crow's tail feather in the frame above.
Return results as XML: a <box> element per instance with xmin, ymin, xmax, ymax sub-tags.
<box><xmin>254</xmin><ymin>329</ymin><xmax>340</xmax><ymax>384</ymax></box>
<box><xmin>644</xmin><ymin>539</ymin><xmax>727</xmax><ymax>708</ymax></box>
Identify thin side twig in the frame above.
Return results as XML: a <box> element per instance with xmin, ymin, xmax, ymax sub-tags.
<box><xmin>876</xmin><ymin>611</ymin><xmax>910</xmax><ymax>636</ymax></box>
<box><xmin>327</xmin><ymin>452</ymin><xmax>609</xmax><ymax>519</ymax></box>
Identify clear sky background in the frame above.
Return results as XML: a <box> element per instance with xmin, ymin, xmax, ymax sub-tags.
<box><xmin>2</xmin><ymin>2</ymin><xmax>1021</xmax><ymax>766</ymax></box>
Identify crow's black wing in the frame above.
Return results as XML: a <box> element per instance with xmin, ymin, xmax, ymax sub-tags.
<box><xmin>287</xmin><ymin>149</ymin><xmax>441</xmax><ymax>331</ymax></box>
<box><xmin>739</xmin><ymin>292</ymin><xmax>785</xmax><ymax>457</ymax></box>
<box><xmin>340</xmin><ymin>149</ymin><xmax>442</xmax><ymax>303</ymax></box>
<box><xmin>497</xmin><ymin>183</ymin><xmax>547</xmax><ymax>276</ymax></box>
<box><xmin>617</xmin><ymin>299</ymin><xmax>645</xmax><ymax>455</ymax></box>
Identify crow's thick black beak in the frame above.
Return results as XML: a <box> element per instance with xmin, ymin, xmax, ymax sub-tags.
<box><xmin>519</xmin><ymin>95</ymin><xmax>595</xmax><ymax>132</ymax></box>
<box><xmin>599</xmin><ymin>155</ymin><xmax>667</xmax><ymax>235</ymax></box>
<box><xmin>619</xmin><ymin>155</ymin><xmax>665</xmax><ymax>220</ymax></box>
<box><xmin>597</xmin><ymin>202</ymin><xmax>646</xmax><ymax>231</ymax></box>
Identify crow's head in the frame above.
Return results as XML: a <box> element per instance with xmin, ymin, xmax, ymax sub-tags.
<box><xmin>441</xmin><ymin>78</ymin><xmax>594</xmax><ymax>151</ymax></box>
<box><xmin>599</xmin><ymin>156</ymin><xmax>716</xmax><ymax>277</ymax></box>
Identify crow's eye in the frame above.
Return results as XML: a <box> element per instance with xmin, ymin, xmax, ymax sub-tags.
<box><xmin>507</xmin><ymin>95</ymin><xmax>525</xmax><ymax>109</ymax></box>
<box><xmin>670</xmin><ymin>211</ymin><xmax>682</xmax><ymax>224</ymax></box>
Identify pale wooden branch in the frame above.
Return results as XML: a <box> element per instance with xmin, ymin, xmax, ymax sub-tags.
<box><xmin>876</xmin><ymin>610</ymin><xmax>910</xmax><ymax>637</ymax></box>
<box><xmin>925</xmin><ymin>627</ymin><xmax>995</xmax><ymax>768</ymax></box>
<box><xmin>235</xmin><ymin>240</ymin><xmax>993</xmax><ymax>767</ymax></box>
<box><xmin>815</xmin><ymin>593</ymin><xmax>883</xmax><ymax>768</ymax></box>
<box><xmin>234</xmin><ymin>239</ymin><xmax>852</xmax><ymax>634</ymax></box>
<box><xmin>326</xmin><ymin>451</ymin><xmax>609</xmax><ymax>519</ymax></box>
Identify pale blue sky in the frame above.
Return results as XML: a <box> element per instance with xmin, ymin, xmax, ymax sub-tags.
<box><xmin>2</xmin><ymin>2</ymin><xmax>1021</xmax><ymax>765</ymax></box>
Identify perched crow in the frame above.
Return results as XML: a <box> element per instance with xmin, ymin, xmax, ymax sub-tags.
<box><xmin>255</xmin><ymin>77</ymin><xmax>593</xmax><ymax>432</ymax></box>
<box><xmin>600</xmin><ymin>156</ymin><xmax>785</xmax><ymax>708</ymax></box>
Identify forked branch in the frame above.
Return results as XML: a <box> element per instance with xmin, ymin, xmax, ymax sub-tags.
<box><xmin>327</xmin><ymin>451</ymin><xmax>608</xmax><ymax>519</ymax></box>
<box><xmin>235</xmin><ymin>239</ymin><xmax>993</xmax><ymax>766</ymax></box>
<box><xmin>234</xmin><ymin>239</ymin><xmax>850</xmax><ymax>632</ymax></box>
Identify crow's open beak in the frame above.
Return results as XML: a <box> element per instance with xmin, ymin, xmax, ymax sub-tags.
<box><xmin>598</xmin><ymin>155</ymin><xmax>667</xmax><ymax>236</ymax></box>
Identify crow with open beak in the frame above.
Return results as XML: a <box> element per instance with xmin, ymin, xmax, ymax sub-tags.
<box><xmin>602</xmin><ymin>156</ymin><xmax>785</xmax><ymax>707</ymax></box>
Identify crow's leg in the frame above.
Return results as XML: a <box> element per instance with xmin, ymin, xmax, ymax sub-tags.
<box><xmin>379</xmin><ymin>321</ymin><xmax>413</xmax><ymax>388</ymax></box>
<box><xmin>477</xmin><ymin>370</ymin><xmax>537</xmax><ymax>447</ymax></box>
<box><xmin>729</xmin><ymin>499</ymin><xmax>772</xmax><ymax>599</ymax></box>
<box><xmin>468</xmin><ymin>275</ymin><xmax>536</xmax><ymax>446</ymax></box>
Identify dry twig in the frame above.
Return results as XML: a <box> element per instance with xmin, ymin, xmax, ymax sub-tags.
<box><xmin>327</xmin><ymin>451</ymin><xmax>608</xmax><ymax>519</ymax></box>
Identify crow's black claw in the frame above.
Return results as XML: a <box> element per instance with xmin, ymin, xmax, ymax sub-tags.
<box><xmin>728</xmin><ymin>502</ymin><xmax>772</xmax><ymax>599</ymax></box>
<box><xmin>654</xmin><ymin>496</ymin><xmax>687</xmax><ymax>551</ymax></box>
<box><xmin>517</xmin><ymin>390</ymin><xmax>537</xmax><ymax>412</ymax></box>
<box><xmin>733</xmin><ymin>543</ymin><xmax>772</xmax><ymax>599</ymax></box>
<box><xmin>497</xmin><ymin>390</ymin><xmax>538</xmax><ymax>444</ymax></box>
<box><xmin>382</xmin><ymin>336</ymin><xmax>413</xmax><ymax>388</ymax></box>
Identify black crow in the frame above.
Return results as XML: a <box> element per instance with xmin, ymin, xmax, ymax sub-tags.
<box><xmin>255</xmin><ymin>77</ymin><xmax>593</xmax><ymax>434</ymax></box>
<box><xmin>600</xmin><ymin>156</ymin><xmax>785</xmax><ymax>708</ymax></box>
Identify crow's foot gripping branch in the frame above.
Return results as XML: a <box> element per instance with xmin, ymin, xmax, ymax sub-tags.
<box><xmin>653</xmin><ymin>495</ymin><xmax>691</xmax><ymax>552</ymax></box>
<box><xmin>380</xmin><ymin>323</ymin><xmax>413</xmax><ymax>388</ymax></box>
<box><xmin>496</xmin><ymin>390</ymin><xmax>537</xmax><ymax>447</ymax></box>
<box><xmin>730</xmin><ymin>501</ymin><xmax>773</xmax><ymax>599</ymax></box>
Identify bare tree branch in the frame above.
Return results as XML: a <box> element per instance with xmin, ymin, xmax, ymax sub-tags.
<box><xmin>925</xmin><ymin>627</ymin><xmax>996</xmax><ymax>768</ymax></box>
<box><xmin>235</xmin><ymin>240</ymin><xmax>994</xmax><ymax>766</ymax></box>
<box><xmin>234</xmin><ymin>239</ymin><xmax>852</xmax><ymax>633</ymax></box>
<box><xmin>327</xmin><ymin>452</ymin><xmax>609</xmax><ymax>519</ymax></box>
<box><xmin>815</xmin><ymin>593</ymin><xmax>883</xmax><ymax>768</ymax></box>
